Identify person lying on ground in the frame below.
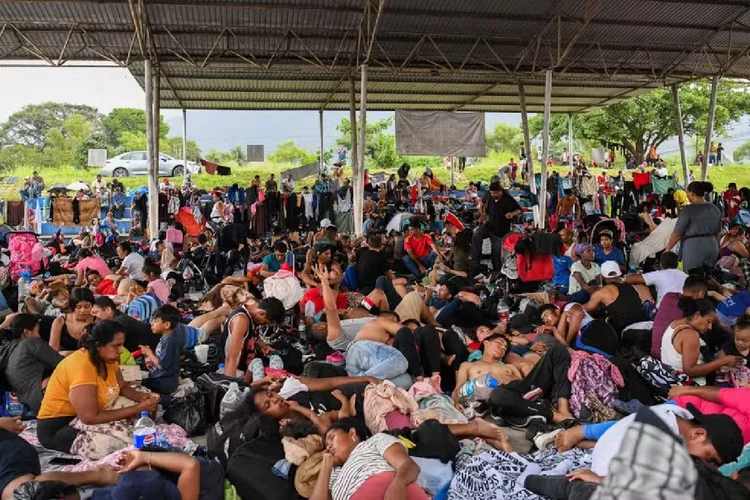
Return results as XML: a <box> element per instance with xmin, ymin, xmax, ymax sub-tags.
<box><xmin>36</xmin><ymin>321</ymin><xmax>160</xmax><ymax>454</ymax></box>
<box><xmin>452</xmin><ymin>334</ymin><xmax>522</xmax><ymax>407</ymax></box>
<box><xmin>0</xmin><ymin>416</ymin><xmax>117</xmax><ymax>500</ymax></box>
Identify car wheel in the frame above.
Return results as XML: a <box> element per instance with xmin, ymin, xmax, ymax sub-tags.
<box><xmin>172</xmin><ymin>165</ymin><xmax>184</xmax><ymax>177</ymax></box>
<box><xmin>113</xmin><ymin>168</ymin><xmax>129</xmax><ymax>178</ymax></box>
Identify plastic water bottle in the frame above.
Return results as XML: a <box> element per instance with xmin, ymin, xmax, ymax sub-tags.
<box><xmin>219</xmin><ymin>382</ymin><xmax>243</xmax><ymax>419</ymax></box>
<box><xmin>17</xmin><ymin>268</ymin><xmax>31</xmax><ymax>304</ymax></box>
<box><xmin>497</xmin><ymin>300</ymin><xmax>510</xmax><ymax>323</ymax></box>
<box><xmin>457</xmin><ymin>374</ymin><xmax>499</xmax><ymax>405</ymax></box>
<box><xmin>217</xmin><ymin>363</ymin><xmax>225</xmax><ymax>375</ymax></box>
<box><xmin>133</xmin><ymin>411</ymin><xmax>157</xmax><ymax>449</ymax></box>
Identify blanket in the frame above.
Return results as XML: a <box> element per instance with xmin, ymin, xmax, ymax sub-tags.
<box><xmin>447</xmin><ymin>448</ymin><xmax>592</xmax><ymax>500</ymax></box>
<box><xmin>52</xmin><ymin>198</ymin><xmax>101</xmax><ymax>227</ymax></box>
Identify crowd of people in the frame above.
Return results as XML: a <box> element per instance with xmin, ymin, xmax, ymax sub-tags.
<box><xmin>3</xmin><ymin>154</ymin><xmax>750</xmax><ymax>500</ymax></box>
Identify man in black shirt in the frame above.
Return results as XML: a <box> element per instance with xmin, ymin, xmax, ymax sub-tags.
<box><xmin>471</xmin><ymin>181</ymin><xmax>522</xmax><ymax>276</ymax></box>
<box><xmin>356</xmin><ymin>233</ymin><xmax>394</xmax><ymax>295</ymax></box>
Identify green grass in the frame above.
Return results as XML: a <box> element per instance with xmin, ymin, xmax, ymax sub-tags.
<box><xmin>2</xmin><ymin>154</ymin><xmax>749</xmax><ymax>201</ymax></box>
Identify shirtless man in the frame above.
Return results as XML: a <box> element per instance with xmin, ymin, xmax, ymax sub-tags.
<box><xmin>363</xmin><ymin>197</ymin><xmax>377</xmax><ymax>216</ymax></box>
<box><xmin>557</xmin><ymin>188</ymin><xmax>580</xmax><ymax>221</ymax></box>
<box><xmin>452</xmin><ymin>334</ymin><xmax>522</xmax><ymax>405</ymax></box>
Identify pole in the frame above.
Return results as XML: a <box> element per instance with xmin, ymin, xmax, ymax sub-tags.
<box><xmin>349</xmin><ymin>77</ymin><xmax>358</xmax><ymax>177</ymax></box>
<box><xmin>702</xmin><ymin>75</ymin><xmax>719</xmax><ymax>182</ymax></box>
<box><xmin>144</xmin><ymin>60</ymin><xmax>158</xmax><ymax>241</ymax></box>
<box><xmin>671</xmin><ymin>84</ymin><xmax>689</xmax><ymax>186</ymax></box>
<box><xmin>355</xmin><ymin>65</ymin><xmax>367</xmax><ymax>237</ymax></box>
<box><xmin>182</xmin><ymin>108</ymin><xmax>188</xmax><ymax>170</ymax></box>
<box><xmin>450</xmin><ymin>157</ymin><xmax>455</xmax><ymax>187</ymax></box>
<box><xmin>148</xmin><ymin>64</ymin><xmax>160</xmax><ymax>240</ymax></box>
<box><xmin>319</xmin><ymin>109</ymin><xmax>324</xmax><ymax>174</ymax></box>
<box><xmin>518</xmin><ymin>83</ymin><xmax>535</xmax><ymax>195</ymax></box>
<box><xmin>568</xmin><ymin>113</ymin><xmax>574</xmax><ymax>173</ymax></box>
<box><xmin>540</xmin><ymin>69</ymin><xmax>552</xmax><ymax>229</ymax></box>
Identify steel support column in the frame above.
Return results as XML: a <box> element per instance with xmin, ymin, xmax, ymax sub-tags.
<box><xmin>349</xmin><ymin>77</ymin><xmax>358</xmax><ymax>178</ymax></box>
<box><xmin>355</xmin><ymin>65</ymin><xmax>367</xmax><ymax>237</ymax></box>
<box><xmin>540</xmin><ymin>69</ymin><xmax>553</xmax><ymax>229</ymax></box>
<box><xmin>151</xmin><ymin>66</ymin><xmax>161</xmax><ymax>240</ymax></box>
<box><xmin>568</xmin><ymin>113</ymin><xmax>574</xmax><ymax>173</ymax></box>
<box><xmin>144</xmin><ymin>59</ymin><xmax>158</xmax><ymax>240</ymax></box>
<box><xmin>182</xmin><ymin>108</ymin><xmax>188</xmax><ymax>170</ymax></box>
<box><xmin>671</xmin><ymin>85</ymin><xmax>689</xmax><ymax>186</ymax></box>
<box><xmin>319</xmin><ymin>109</ymin><xmax>324</xmax><ymax>173</ymax></box>
<box><xmin>702</xmin><ymin>75</ymin><xmax>719</xmax><ymax>182</ymax></box>
<box><xmin>518</xmin><ymin>83</ymin><xmax>535</xmax><ymax>195</ymax></box>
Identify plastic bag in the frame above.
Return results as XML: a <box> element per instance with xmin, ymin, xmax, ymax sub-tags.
<box><xmin>164</xmin><ymin>390</ymin><xmax>205</xmax><ymax>436</ymax></box>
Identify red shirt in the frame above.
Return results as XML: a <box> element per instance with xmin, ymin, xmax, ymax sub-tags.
<box><xmin>96</xmin><ymin>279</ymin><xmax>118</xmax><ymax>295</ymax></box>
<box><xmin>404</xmin><ymin>234</ymin><xmax>433</xmax><ymax>259</ymax></box>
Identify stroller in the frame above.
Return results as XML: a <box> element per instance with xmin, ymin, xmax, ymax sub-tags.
<box><xmin>177</xmin><ymin>254</ymin><xmax>209</xmax><ymax>295</ymax></box>
<box><xmin>6</xmin><ymin>231</ymin><xmax>46</xmax><ymax>280</ymax></box>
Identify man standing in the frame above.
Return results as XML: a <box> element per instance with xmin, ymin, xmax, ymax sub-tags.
<box><xmin>471</xmin><ymin>181</ymin><xmax>522</xmax><ymax>276</ymax></box>
<box><xmin>402</xmin><ymin>220</ymin><xmax>440</xmax><ymax>279</ymax></box>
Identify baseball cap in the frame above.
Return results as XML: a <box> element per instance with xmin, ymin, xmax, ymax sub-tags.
<box><xmin>601</xmin><ymin>261</ymin><xmax>622</xmax><ymax>278</ymax></box>
<box><xmin>599</xmin><ymin>230</ymin><xmax>614</xmax><ymax>240</ymax></box>
<box><xmin>442</xmin><ymin>212</ymin><xmax>465</xmax><ymax>231</ymax></box>
<box><xmin>686</xmin><ymin>403</ymin><xmax>744</xmax><ymax>464</ymax></box>
<box><xmin>92</xmin><ymin>471</ymin><xmax>181</xmax><ymax>500</ymax></box>
<box><xmin>320</xmin><ymin>218</ymin><xmax>332</xmax><ymax>228</ymax></box>
<box><xmin>508</xmin><ymin>314</ymin><xmax>533</xmax><ymax>335</ymax></box>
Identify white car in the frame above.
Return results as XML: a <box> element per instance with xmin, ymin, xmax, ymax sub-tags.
<box><xmin>101</xmin><ymin>152</ymin><xmax>198</xmax><ymax>178</ymax></box>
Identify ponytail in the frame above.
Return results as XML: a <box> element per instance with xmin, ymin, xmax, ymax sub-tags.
<box><xmin>677</xmin><ymin>296</ymin><xmax>715</xmax><ymax>318</ymax></box>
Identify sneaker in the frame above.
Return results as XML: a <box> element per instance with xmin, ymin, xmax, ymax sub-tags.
<box><xmin>613</xmin><ymin>398</ymin><xmax>643</xmax><ymax>415</ymax></box>
<box><xmin>525</xmin><ymin>419</ymin><xmax>553</xmax><ymax>441</ymax></box>
<box><xmin>533</xmin><ymin>428</ymin><xmax>564</xmax><ymax>451</ymax></box>
<box><xmin>506</xmin><ymin>414</ymin><xmax>547</xmax><ymax>429</ymax></box>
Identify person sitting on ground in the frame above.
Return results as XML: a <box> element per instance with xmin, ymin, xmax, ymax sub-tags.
<box><xmin>259</xmin><ymin>241</ymin><xmax>288</xmax><ymax>279</ymax></box>
<box><xmin>650</xmin><ymin>275</ymin><xmax>709</xmax><ymax>359</ymax></box>
<box><xmin>402</xmin><ymin>220</ymin><xmax>441</xmax><ymax>280</ymax></box>
<box><xmin>567</xmin><ymin>243</ymin><xmax>601</xmax><ymax>303</ymax></box>
<box><xmin>49</xmin><ymin>287</ymin><xmax>96</xmax><ymax>354</ymax></box>
<box><xmin>0</xmin><ymin>314</ymin><xmax>63</xmax><ymax>414</ymax></box>
<box><xmin>141</xmin><ymin>259</ymin><xmax>169</xmax><ymax>305</ymax></box>
<box><xmin>661</xmin><ymin>297</ymin><xmax>743</xmax><ymax>386</ymax></box>
<box><xmin>116</xmin><ymin>241</ymin><xmax>145</xmax><ymax>284</ymax></box>
<box><xmin>301</xmin><ymin>245</ymin><xmax>343</xmax><ymax>289</ymax></box>
<box><xmin>74</xmin><ymin>249</ymin><xmax>111</xmax><ymax>287</ymax></box>
<box><xmin>222</xmin><ymin>293</ymin><xmax>285</xmax><ymax>379</ymax></box>
<box><xmin>625</xmin><ymin>251</ymin><xmax>687</xmax><ymax>308</ymax></box>
<box><xmin>583</xmin><ymin>261</ymin><xmax>652</xmax><ymax>334</ymax></box>
<box><xmin>593</xmin><ymin>230</ymin><xmax>626</xmax><ymax>271</ymax></box>
<box><xmin>36</xmin><ymin>321</ymin><xmax>160</xmax><ymax>454</ymax></box>
<box><xmin>355</xmin><ymin>233</ymin><xmax>394</xmax><ymax>295</ymax></box>
<box><xmin>141</xmin><ymin>305</ymin><xmax>184</xmax><ymax>401</ymax></box>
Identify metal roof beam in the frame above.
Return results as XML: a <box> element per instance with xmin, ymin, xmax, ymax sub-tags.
<box><xmin>155</xmin><ymin>96</ymin><xmax>620</xmax><ymax>106</ymax></box>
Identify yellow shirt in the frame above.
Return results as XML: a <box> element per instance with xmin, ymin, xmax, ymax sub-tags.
<box><xmin>38</xmin><ymin>349</ymin><xmax>120</xmax><ymax>419</ymax></box>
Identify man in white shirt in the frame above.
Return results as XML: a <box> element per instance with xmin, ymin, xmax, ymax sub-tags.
<box><xmin>625</xmin><ymin>251</ymin><xmax>686</xmax><ymax>307</ymax></box>
<box><xmin>116</xmin><ymin>241</ymin><xmax>146</xmax><ymax>282</ymax></box>
<box><xmin>91</xmin><ymin>174</ymin><xmax>106</xmax><ymax>192</ymax></box>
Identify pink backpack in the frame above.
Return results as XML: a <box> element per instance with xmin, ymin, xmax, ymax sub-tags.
<box><xmin>7</xmin><ymin>232</ymin><xmax>44</xmax><ymax>280</ymax></box>
<box><xmin>166</xmin><ymin>227</ymin><xmax>183</xmax><ymax>245</ymax></box>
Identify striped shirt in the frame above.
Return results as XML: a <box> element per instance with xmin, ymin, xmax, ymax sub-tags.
<box><xmin>329</xmin><ymin>433</ymin><xmax>403</xmax><ymax>500</ymax></box>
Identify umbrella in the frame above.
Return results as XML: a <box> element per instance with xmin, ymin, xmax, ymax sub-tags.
<box><xmin>66</xmin><ymin>181</ymin><xmax>89</xmax><ymax>191</ymax></box>
<box><xmin>47</xmin><ymin>184</ymin><xmax>70</xmax><ymax>193</ymax></box>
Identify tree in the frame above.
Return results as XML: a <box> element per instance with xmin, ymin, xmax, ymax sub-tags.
<box><xmin>0</xmin><ymin>102</ymin><xmax>101</xmax><ymax>148</ymax></box>
<box><xmin>205</xmin><ymin>149</ymin><xmax>232</xmax><ymax>164</ymax></box>
<box><xmin>336</xmin><ymin>117</ymin><xmax>393</xmax><ymax>151</ymax></box>
<box><xmin>734</xmin><ymin>141</ymin><xmax>750</xmax><ymax>162</ymax></box>
<box><xmin>530</xmin><ymin>82</ymin><xmax>750</xmax><ymax>163</ymax></box>
<box><xmin>101</xmin><ymin>108</ymin><xmax>169</xmax><ymax>149</ymax></box>
<box><xmin>268</xmin><ymin>140</ymin><xmax>318</xmax><ymax>164</ymax></box>
<box><xmin>116</xmin><ymin>131</ymin><xmax>148</xmax><ymax>153</ymax></box>
<box><xmin>486</xmin><ymin>123</ymin><xmax>522</xmax><ymax>153</ymax></box>
<box><xmin>228</xmin><ymin>146</ymin><xmax>246</xmax><ymax>163</ymax></box>
<box><xmin>162</xmin><ymin>136</ymin><xmax>201</xmax><ymax>162</ymax></box>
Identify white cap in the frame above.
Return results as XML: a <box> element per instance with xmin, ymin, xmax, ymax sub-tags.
<box><xmin>601</xmin><ymin>261</ymin><xmax>622</xmax><ymax>278</ymax></box>
<box><xmin>320</xmin><ymin>218</ymin><xmax>332</xmax><ymax>228</ymax></box>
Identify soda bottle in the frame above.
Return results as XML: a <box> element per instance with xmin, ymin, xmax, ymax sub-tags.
<box><xmin>497</xmin><ymin>300</ymin><xmax>510</xmax><ymax>323</ymax></box>
<box><xmin>457</xmin><ymin>373</ymin><xmax>499</xmax><ymax>405</ymax></box>
<box><xmin>219</xmin><ymin>382</ymin><xmax>243</xmax><ymax>419</ymax></box>
<box><xmin>133</xmin><ymin>411</ymin><xmax>157</xmax><ymax>449</ymax></box>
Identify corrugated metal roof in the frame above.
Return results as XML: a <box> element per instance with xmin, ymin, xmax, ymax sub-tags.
<box><xmin>0</xmin><ymin>0</ymin><xmax>747</xmax><ymax>112</ymax></box>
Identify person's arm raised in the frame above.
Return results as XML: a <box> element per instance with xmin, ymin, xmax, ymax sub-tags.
<box><xmin>314</xmin><ymin>264</ymin><xmax>342</xmax><ymax>341</ymax></box>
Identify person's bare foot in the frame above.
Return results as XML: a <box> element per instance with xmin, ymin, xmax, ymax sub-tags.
<box><xmin>472</xmin><ymin>418</ymin><xmax>506</xmax><ymax>440</ymax></box>
<box><xmin>553</xmin><ymin>426</ymin><xmax>584</xmax><ymax>452</ymax></box>
<box><xmin>551</xmin><ymin>409</ymin><xmax>575</xmax><ymax>424</ymax></box>
<box><xmin>331</xmin><ymin>390</ymin><xmax>347</xmax><ymax>405</ymax></box>
<box><xmin>441</xmin><ymin>353</ymin><xmax>456</xmax><ymax>367</ymax></box>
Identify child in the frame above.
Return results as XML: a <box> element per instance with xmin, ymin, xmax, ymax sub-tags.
<box><xmin>717</xmin><ymin>314</ymin><xmax>750</xmax><ymax>387</ymax></box>
<box><xmin>567</xmin><ymin>243</ymin><xmax>602</xmax><ymax>303</ymax></box>
<box><xmin>143</xmin><ymin>259</ymin><xmax>170</xmax><ymax>304</ymax></box>
<box><xmin>141</xmin><ymin>305</ymin><xmax>184</xmax><ymax>401</ymax></box>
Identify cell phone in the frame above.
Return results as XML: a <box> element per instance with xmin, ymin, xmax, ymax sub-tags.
<box><xmin>49</xmin><ymin>457</ymin><xmax>81</xmax><ymax>465</ymax></box>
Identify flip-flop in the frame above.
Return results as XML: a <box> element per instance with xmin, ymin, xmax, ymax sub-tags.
<box><xmin>613</xmin><ymin>398</ymin><xmax>643</xmax><ymax>415</ymax></box>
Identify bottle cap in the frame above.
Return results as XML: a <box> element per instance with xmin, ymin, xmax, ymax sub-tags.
<box><xmin>141</xmin><ymin>411</ymin><xmax>148</xmax><ymax>417</ymax></box>
<box><xmin>218</xmin><ymin>363</ymin><xmax>225</xmax><ymax>369</ymax></box>
<box><xmin>487</xmin><ymin>377</ymin><xmax>499</xmax><ymax>388</ymax></box>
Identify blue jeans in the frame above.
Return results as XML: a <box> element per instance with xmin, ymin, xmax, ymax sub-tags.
<box><xmin>345</xmin><ymin>340</ymin><xmax>412</xmax><ymax>389</ymax></box>
<box><xmin>402</xmin><ymin>252</ymin><xmax>437</xmax><ymax>278</ymax></box>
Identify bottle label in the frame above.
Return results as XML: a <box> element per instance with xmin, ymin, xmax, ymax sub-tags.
<box><xmin>134</xmin><ymin>432</ymin><xmax>156</xmax><ymax>449</ymax></box>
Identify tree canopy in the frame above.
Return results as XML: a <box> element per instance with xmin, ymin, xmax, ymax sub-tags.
<box><xmin>529</xmin><ymin>81</ymin><xmax>750</xmax><ymax>162</ymax></box>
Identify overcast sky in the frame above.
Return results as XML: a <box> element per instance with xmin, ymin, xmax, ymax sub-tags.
<box><xmin>1</xmin><ymin>65</ymin><xmax>522</xmax><ymax>153</ymax></box>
